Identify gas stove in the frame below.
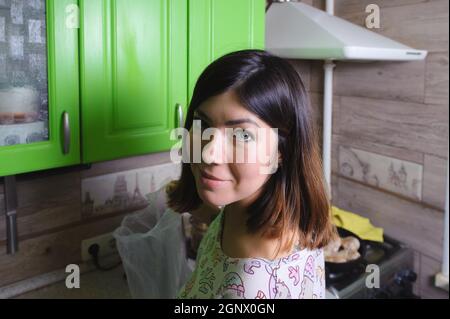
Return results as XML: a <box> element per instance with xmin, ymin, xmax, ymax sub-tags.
<box><xmin>325</xmin><ymin>234</ymin><xmax>419</xmax><ymax>299</ymax></box>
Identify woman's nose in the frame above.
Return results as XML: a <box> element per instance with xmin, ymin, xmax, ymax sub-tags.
<box><xmin>202</xmin><ymin>129</ymin><xmax>228</xmax><ymax>164</ymax></box>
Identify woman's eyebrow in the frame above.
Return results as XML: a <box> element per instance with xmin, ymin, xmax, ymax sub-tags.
<box><xmin>194</xmin><ymin>110</ymin><xmax>210</xmax><ymax>122</ymax></box>
<box><xmin>194</xmin><ymin>109</ymin><xmax>260</xmax><ymax>127</ymax></box>
<box><xmin>194</xmin><ymin>110</ymin><xmax>211</xmax><ymax>125</ymax></box>
<box><xmin>224</xmin><ymin>119</ymin><xmax>260</xmax><ymax>127</ymax></box>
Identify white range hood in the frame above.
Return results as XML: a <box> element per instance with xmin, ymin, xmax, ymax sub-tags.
<box><xmin>266</xmin><ymin>1</ymin><xmax>428</xmax><ymax>61</ymax></box>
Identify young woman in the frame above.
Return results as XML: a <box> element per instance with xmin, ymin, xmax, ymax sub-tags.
<box><xmin>167</xmin><ymin>49</ymin><xmax>336</xmax><ymax>299</ymax></box>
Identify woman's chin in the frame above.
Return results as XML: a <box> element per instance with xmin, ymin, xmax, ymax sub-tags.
<box><xmin>197</xmin><ymin>187</ymin><xmax>229</xmax><ymax>207</ymax></box>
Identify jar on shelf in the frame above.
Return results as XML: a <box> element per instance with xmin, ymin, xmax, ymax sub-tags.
<box><xmin>0</xmin><ymin>87</ymin><xmax>40</xmax><ymax>125</ymax></box>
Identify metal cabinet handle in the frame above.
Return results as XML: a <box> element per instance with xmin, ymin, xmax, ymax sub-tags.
<box><xmin>62</xmin><ymin>111</ymin><xmax>70</xmax><ymax>154</ymax></box>
<box><xmin>5</xmin><ymin>175</ymin><xmax>18</xmax><ymax>255</ymax></box>
<box><xmin>176</xmin><ymin>103</ymin><xmax>184</xmax><ymax>128</ymax></box>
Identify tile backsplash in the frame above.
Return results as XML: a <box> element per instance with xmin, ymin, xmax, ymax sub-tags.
<box><xmin>81</xmin><ymin>162</ymin><xmax>181</xmax><ymax>219</ymax></box>
<box><xmin>339</xmin><ymin>146</ymin><xmax>423</xmax><ymax>201</ymax></box>
<box><xmin>0</xmin><ymin>152</ymin><xmax>179</xmax><ymax>289</ymax></box>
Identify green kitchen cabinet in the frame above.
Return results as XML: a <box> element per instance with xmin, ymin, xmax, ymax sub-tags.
<box><xmin>188</xmin><ymin>0</ymin><xmax>265</xmax><ymax>101</ymax></box>
<box><xmin>0</xmin><ymin>0</ymin><xmax>266</xmax><ymax>175</ymax></box>
<box><xmin>0</xmin><ymin>0</ymin><xmax>81</xmax><ymax>177</ymax></box>
<box><xmin>80</xmin><ymin>0</ymin><xmax>265</xmax><ymax>164</ymax></box>
<box><xmin>80</xmin><ymin>0</ymin><xmax>188</xmax><ymax>164</ymax></box>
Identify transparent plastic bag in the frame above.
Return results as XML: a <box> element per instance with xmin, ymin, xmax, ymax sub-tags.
<box><xmin>113</xmin><ymin>188</ymin><xmax>194</xmax><ymax>299</ymax></box>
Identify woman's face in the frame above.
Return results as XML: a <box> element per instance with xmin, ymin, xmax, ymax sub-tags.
<box><xmin>189</xmin><ymin>90</ymin><xmax>280</xmax><ymax>208</ymax></box>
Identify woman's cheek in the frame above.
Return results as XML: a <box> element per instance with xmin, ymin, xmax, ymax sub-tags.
<box><xmin>232</xmin><ymin>162</ymin><xmax>268</xmax><ymax>194</ymax></box>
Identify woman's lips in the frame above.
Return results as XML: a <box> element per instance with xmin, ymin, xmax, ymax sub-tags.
<box><xmin>200</xmin><ymin>170</ymin><xmax>225</xmax><ymax>181</ymax></box>
<box><xmin>199</xmin><ymin>170</ymin><xmax>229</xmax><ymax>188</ymax></box>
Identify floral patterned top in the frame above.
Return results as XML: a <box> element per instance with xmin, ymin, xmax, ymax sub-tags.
<box><xmin>176</xmin><ymin>207</ymin><xmax>326</xmax><ymax>299</ymax></box>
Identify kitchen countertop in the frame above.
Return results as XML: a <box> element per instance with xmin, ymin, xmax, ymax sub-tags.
<box><xmin>14</xmin><ymin>264</ymin><xmax>131</xmax><ymax>299</ymax></box>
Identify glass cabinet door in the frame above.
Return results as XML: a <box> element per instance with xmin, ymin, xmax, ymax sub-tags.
<box><xmin>0</xmin><ymin>0</ymin><xmax>48</xmax><ymax>146</ymax></box>
<box><xmin>0</xmin><ymin>0</ymin><xmax>80</xmax><ymax>176</ymax></box>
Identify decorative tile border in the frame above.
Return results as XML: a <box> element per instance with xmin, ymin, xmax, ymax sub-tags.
<box><xmin>81</xmin><ymin>162</ymin><xmax>181</xmax><ymax>218</ymax></box>
<box><xmin>339</xmin><ymin>146</ymin><xmax>423</xmax><ymax>200</ymax></box>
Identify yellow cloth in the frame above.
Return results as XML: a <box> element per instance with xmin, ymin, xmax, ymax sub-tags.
<box><xmin>331</xmin><ymin>206</ymin><xmax>384</xmax><ymax>242</ymax></box>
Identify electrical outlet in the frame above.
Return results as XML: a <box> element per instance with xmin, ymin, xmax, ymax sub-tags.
<box><xmin>81</xmin><ymin>232</ymin><xmax>118</xmax><ymax>262</ymax></box>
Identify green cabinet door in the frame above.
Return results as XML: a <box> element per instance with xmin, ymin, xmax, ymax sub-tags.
<box><xmin>0</xmin><ymin>0</ymin><xmax>80</xmax><ymax>176</ymax></box>
<box><xmin>80</xmin><ymin>0</ymin><xmax>187</xmax><ymax>164</ymax></box>
<box><xmin>188</xmin><ymin>0</ymin><xmax>265</xmax><ymax>101</ymax></box>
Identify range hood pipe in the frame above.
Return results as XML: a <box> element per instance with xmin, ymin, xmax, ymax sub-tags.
<box><xmin>323</xmin><ymin>0</ymin><xmax>335</xmax><ymax>198</ymax></box>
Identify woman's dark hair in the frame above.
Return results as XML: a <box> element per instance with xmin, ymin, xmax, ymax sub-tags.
<box><xmin>166</xmin><ymin>49</ymin><xmax>336</xmax><ymax>251</ymax></box>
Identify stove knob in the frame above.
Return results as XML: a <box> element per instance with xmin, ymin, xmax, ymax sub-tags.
<box><xmin>395</xmin><ymin>269</ymin><xmax>417</xmax><ymax>286</ymax></box>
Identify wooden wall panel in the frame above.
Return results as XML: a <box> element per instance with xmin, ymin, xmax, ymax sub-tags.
<box><xmin>339</xmin><ymin>96</ymin><xmax>448</xmax><ymax>158</ymax></box>
<box><xmin>425</xmin><ymin>52</ymin><xmax>449</xmax><ymax>105</ymax></box>
<box><xmin>0</xmin><ymin>213</ymin><xmax>127</xmax><ymax>287</ymax></box>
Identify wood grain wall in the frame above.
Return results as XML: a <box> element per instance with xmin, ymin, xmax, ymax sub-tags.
<box><xmin>286</xmin><ymin>0</ymin><xmax>448</xmax><ymax>298</ymax></box>
<box><xmin>0</xmin><ymin>152</ymin><xmax>172</xmax><ymax>290</ymax></box>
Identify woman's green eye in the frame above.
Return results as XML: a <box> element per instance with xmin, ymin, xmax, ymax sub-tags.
<box><xmin>234</xmin><ymin>129</ymin><xmax>255</xmax><ymax>142</ymax></box>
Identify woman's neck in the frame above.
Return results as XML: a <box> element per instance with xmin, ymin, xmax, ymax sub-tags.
<box><xmin>191</xmin><ymin>203</ymin><xmax>221</xmax><ymax>225</ymax></box>
<box><xmin>223</xmin><ymin>202</ymin><xmax>248</xmax><ymax>234</ymax></box>
<box><xmin>223</xmin><ymin>186</ymin><xmax>264</xmax><ymax>233</ymax></box>
<box><xmin>222</xmin><ymin>201</ymin><xmax>298</xmax><ymax>260</ymax></box>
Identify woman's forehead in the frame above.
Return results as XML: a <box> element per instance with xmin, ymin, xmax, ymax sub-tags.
<box><xmin>196</xmin><ymin>91</ymin><xmax>270</xmax><ymax>128</ymax></box>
